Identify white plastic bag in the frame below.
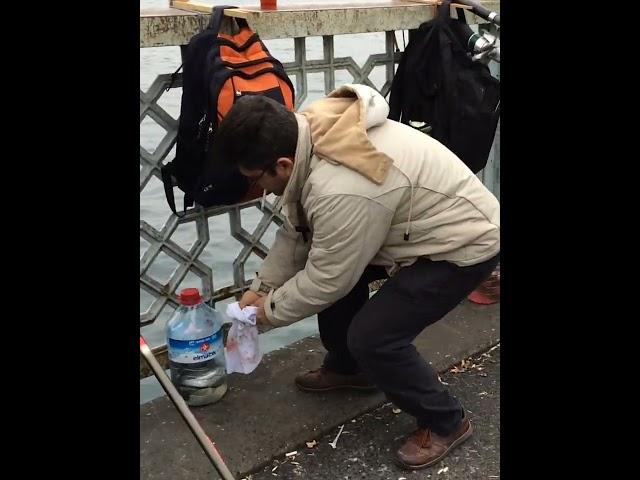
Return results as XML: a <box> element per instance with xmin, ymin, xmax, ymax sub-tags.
<box><xmin>224</xmin><ymin>302</ymin><xmax>263</xmax><ymax>374</ymax></box>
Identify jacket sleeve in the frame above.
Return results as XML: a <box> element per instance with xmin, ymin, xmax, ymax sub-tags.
<box><xmin>264</xmin><ymin>194</ymin><xmax>393</xmax><ymax>326</ymax></box>
<box><xmin>256</xmin><ymin>215</ymin><xmax>310</xmax><ymax>290</ymax></box>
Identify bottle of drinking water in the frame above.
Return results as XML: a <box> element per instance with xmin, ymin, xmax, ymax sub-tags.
<box><xmin>165</xmin><ymin>288</ymin><xmax>228</xmax><ymax>406</ymax></box>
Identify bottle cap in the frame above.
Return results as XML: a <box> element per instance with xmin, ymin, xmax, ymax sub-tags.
<box><xmin>178</xmin><ymin>288</ymin><xmax>202</xmax><ymax>306</ymax></box>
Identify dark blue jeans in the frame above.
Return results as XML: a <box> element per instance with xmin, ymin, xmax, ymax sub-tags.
<box><xmin>318</xmin><ymin>254</ymin><xmax>499</xmax><ymax>435</ymax></box>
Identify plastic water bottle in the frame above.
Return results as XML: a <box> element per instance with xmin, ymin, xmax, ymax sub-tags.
<box><xmin>165</xmin><ymin>288</ymin><xmax>228</xmax><ymax>406</ymax></box>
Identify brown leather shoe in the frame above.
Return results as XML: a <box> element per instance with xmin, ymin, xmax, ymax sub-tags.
<box><xmin>294</xmin><ymin>367</ymin><xmax>377</xmax><ymax>392</ymax></box>
<box><xmin>396</xmin><ymin>417</ymin><xmax>473</xmax><ymax>470</ymax></box>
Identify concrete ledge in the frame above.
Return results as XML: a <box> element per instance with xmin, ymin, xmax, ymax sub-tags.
<box><xmin>140</xmin><ymin>300</ymin><xmax>499</xmax><ymax>478</ymax></box>
<box><xmin>140</xmin><ymin>7</ymin><xmax>203</xmax><ymax>48</ymax></box>
<box><xmin>140</xmin><ymin>1</ymin><xmax>500</xmax><ymax>47</ymax></box>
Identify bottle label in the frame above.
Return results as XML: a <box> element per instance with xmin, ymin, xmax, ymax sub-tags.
<box><xmin>168</xmin><ymin>330</ymin><xmax>222</xmax><ymax>364</ymax></box>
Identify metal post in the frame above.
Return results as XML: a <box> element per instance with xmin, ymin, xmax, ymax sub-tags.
<box><xmin>140</xmin><ymin>335</ymin><xmax>236</xmax><ymax>480</ymax></box>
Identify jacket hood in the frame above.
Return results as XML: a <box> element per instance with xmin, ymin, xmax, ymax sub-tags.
<box><xmin>301</xmin><ymin>84</ymin><xmax>394</xmax><ymax>184</ymax></box>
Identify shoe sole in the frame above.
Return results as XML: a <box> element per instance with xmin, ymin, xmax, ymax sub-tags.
<box><xmin>295</xmin><ymin>382</ymin><xmax>378</xmax><ymax>392</ymax></box>
<box><xmin>394</xmin><ymin>420</ymin><xmax>474</xmax><ymax>470</ymax></box>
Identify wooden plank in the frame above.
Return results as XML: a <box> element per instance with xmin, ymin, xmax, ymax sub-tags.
<box><xmin>171</xmin><ymin>0</ymin><xmax>215</xmax><ymax>14</ymax></box>
<box><xmin>221</xmin><ymin>8</ymin><xmax>253</xmax><ymax>20</ymax></box>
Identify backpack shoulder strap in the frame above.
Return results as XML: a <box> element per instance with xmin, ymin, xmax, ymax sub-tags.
<box><xmin>207</xmin><ymin>6</ymin><xmax>245</xmax><ymax>33</ymax></box>
<box><xmin>161</xmin><ymin>164</ymin><xmax>182</xmax><ymax>217</ymax></box>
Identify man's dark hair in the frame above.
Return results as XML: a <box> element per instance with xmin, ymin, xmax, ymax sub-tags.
<box><xmin>213</xmin><ymin>95</ymin><xmax>298</xmax><ymax>172</ymax></box>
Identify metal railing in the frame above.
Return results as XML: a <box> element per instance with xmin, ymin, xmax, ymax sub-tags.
<box><xmin>140</xmin><ymin>1</ymin><xmax>500</xmax><ymax>375</ymax></box>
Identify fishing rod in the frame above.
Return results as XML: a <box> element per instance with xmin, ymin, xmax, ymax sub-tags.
<box><xmin>140</xmin><ymin>335</ymin><xmax>236</xmax><ymax>480</ymax></box>
<box><xmin>455</xmin><ymin>0</ymin><xmax>500</xmax><ymax>26</ymax></box>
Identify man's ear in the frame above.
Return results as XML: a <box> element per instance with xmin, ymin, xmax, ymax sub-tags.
<box><xmin>276</xmin><ymin>157</ymin><xmax>294</xmax><ymax>174</ymax></box>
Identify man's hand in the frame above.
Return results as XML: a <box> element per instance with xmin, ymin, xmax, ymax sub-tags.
<box><xmin>239</xmin><ymin>290</ymin><xmax>261</xmax><ymax>308</ymax></box>
<box><xmin>239</xmin><ymin>290</ymin><xmax>272</xmax><ymax>328</ymax></box>
<box><xmin>252</xmin><ymin>296</ymin><xmax>271</xmax><ymax>327</ymax></box>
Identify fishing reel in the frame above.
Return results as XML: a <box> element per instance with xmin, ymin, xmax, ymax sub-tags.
<box><xmin>469</xmin><ymin>30</ymin><xmax>500</xmax><ymax>64</ymax></box>
<box><xmin>449</xmin><ymin>12</ymin><xmax>500</xmax><ymax>65</ymax></box>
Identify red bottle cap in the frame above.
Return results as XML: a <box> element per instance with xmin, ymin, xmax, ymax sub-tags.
<box><xmin>179</xmin><ymin>288</ymin><xmax>202</xmax><ymax>306</ymax></box>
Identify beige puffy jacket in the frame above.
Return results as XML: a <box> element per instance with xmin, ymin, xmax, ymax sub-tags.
<box><xmin>257</xmin><ymin>84</ymin><xmax>500</xmax><ymax>326</ymax></box>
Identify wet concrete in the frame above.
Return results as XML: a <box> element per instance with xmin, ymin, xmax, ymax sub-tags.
<box><xmin>250</xmin><ymin>345</ymin><xmax>500</xmax><ymax>479</ymax></box>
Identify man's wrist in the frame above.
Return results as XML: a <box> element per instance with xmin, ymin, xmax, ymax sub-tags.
<box><xmin>250</xmin><ymin>277</ymin><xmax>273</xmax><ymax>296</ymax></box>
<box><xmin>263</xmin><ymin>289</ymin><xmax>278</xmax><ymax>326</ymax></box>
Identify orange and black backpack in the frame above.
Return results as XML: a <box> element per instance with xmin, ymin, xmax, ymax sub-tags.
<box><xmin>161</xmin><ymin>5</ymin><xmax>295</xmax><ymax>216</ymax></box>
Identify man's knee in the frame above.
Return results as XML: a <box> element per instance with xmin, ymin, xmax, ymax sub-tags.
<box><xmin>347</xmin><ymin>324</ymin><xmax>383</xmax><ymax>362</ymax></box>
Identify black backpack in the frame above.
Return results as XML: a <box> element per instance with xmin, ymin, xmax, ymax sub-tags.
<box><xmin>160</xmin><ymin>6</ymin><xmax>295</xmax><ymax>216</ymax></box>
<box><xmin>388</xmin><ymin>1</ymin><xmax>500</xmax><ymax>174</ymax></box>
